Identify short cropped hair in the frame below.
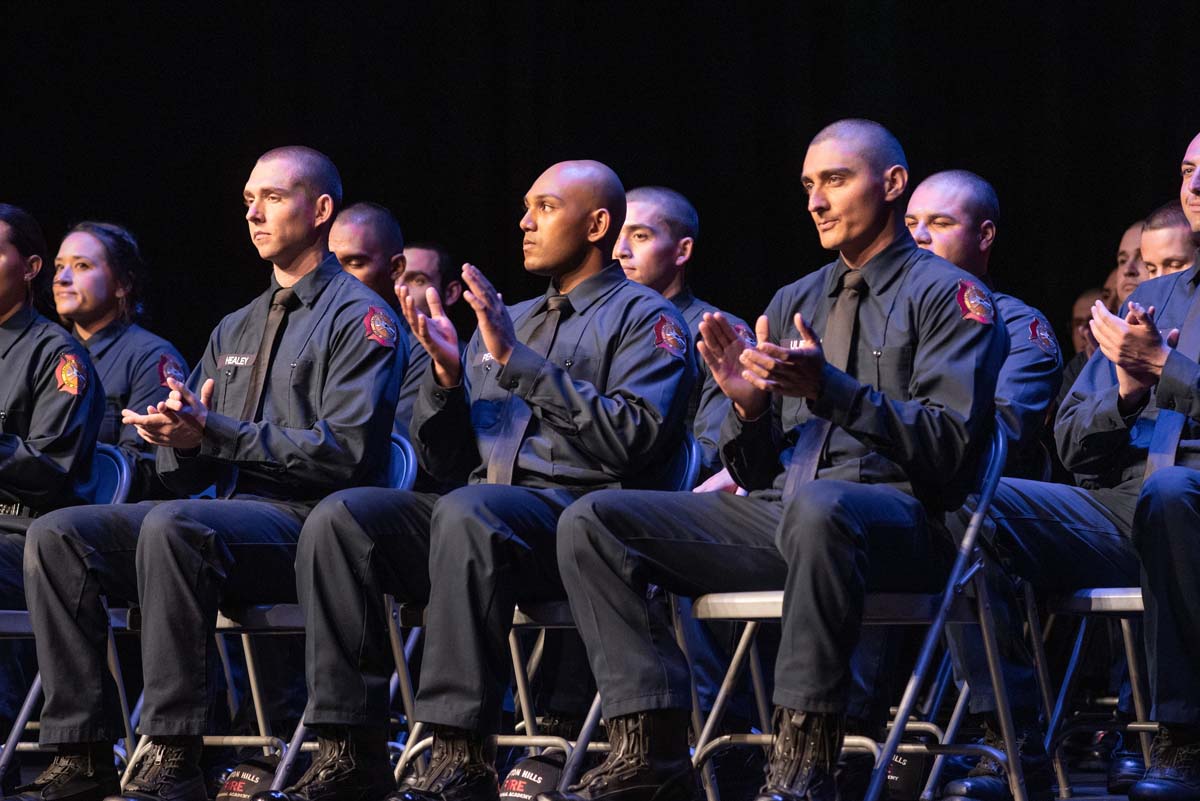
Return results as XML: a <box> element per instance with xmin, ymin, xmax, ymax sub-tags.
<box><xmin>405</xmin><ymin>241</ymin><xmax>457</xmax><ymax>289</ymax></box>
<box><xmin>336</xmin><ymin>202</ymin><xmax>405</xmax><ymax>254</ymax></box>
<box><xmin>626</xmin><ymin>186</ymin><xmax>700</xmax><ymax>242</ymax></box>
<box><xmin>257</xmin><ymin>145</ymin><xmax>343</xmax><ymax>210</ymax></box>
<box><xmin>1144</xmin><ymin>200</ymin><xmax>1191</xmax><ymax>233</ymax></box>
<box><xmin>921</xmin><ymin>170</ymin><xmax>1000</xmax><ymax>226</ymax></box>
<box><xmin>810</xmin><ymin>118</ymin><xmax>908</xmax><ymax>173</ymax></box>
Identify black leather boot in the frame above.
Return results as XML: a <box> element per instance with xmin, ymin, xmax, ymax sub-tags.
<box><xmin>536</xmin><ymin>709</ymin><xmax>698</xmax><ymax>801</ymax></box>
<box><xmin>252</xmin><ymin>726</ymin><xmax>394</xmax><ymax>801</ymax></box>
<box><xmin>392</xmin><ymin>726</ymin><xmax>498</xmax><ymax>801</ymax></box>
<box><xmin>1108</xmin><ymin>740</ymin><xmax>1147</xmax><ymax>795</ymax></box>
<box><xmin>1129</xmin><ymin>726</ymin><xmax>1200</xmax><ymax>801</ymax></box>
<box><xmin>4</xmin><ymin>742</ymin><xmax>118</xmax><ymax>801</ymax></box>
<box><xmin>754</xmin><ymin>707</ymin><xmax>843</xmax><ymax>801</ymax></box>
<box><xmin>105</xmin><ymin>737</ymin><xmax>206</xmax><ymax>801</ymax></box>
<box><xmin>941</xmin><ymin>719</ymin><xmax>1051</xmax><ymax>801</ymax></box>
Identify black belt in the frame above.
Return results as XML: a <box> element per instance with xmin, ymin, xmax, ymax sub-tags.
<box><xmin>0</xmin><ymin>502</ymin><xmax>33</xmax><ymax>518</ymax></box>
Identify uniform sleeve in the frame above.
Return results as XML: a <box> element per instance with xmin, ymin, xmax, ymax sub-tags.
<box><xmin>493</xmin><ymin>304</ymin><xmax>695</xmax><ymax>474</ymax></box>
<box><xmin>1054</xmin><ymin>347</ymin><xmax>1135</xmax><ymax>474</ymax></box>
<box><xmin>122</xmin><ymin>345</ymin><xmax>188</xmax><ymax>495</ymax></box>
<box><xmin>718</xmin><ymin>292</ymin><xmax>787</xmax><ymax>490</ymax></box>
<box><xmin>1152</xmin><ymin>349</ymin><xmax>1200</xmax><ymax>422</ymax></box>
<box><xmin>409</xmin><ymin>336</ymin><xmax>482</xmax><ymax>484</ymax></box>
<box><xmin>194</xmin><ymin>306</ymin><xmax>405</xmax><ymax>492</ymax></box>
<box><xmin>0</xmin><ymin>345</ymin><xmax>103</xmax><ymax>509</ymax></box>
<box><xmin>808</xmin><ymin>281</ymin><xmax>1007</xmax><ymax>486</ymax></box>
<box><xmin>995</xmin><ymin>309</ymin><xmax>1062</xmax><ymax>461</ymax></box>
<box><xmin>691</xmin><ymin>314</ymin><xmax>752</xmax><ymax>477</ymax></box>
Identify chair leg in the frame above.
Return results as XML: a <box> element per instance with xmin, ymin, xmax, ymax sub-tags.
<box><xmin>384</xmin><ymin>597</ymin><xmax>419</xmax><ymax>740</ymax></box>
<box><xmin>748</xmin><ymin>637</ymin><xmax>772</xmax><ymax>735</ymax></box>
<box><xmin>240</xmin><ymin>633</ymin><xmax>274</xmax><ymax>756</ymax></box>
<box><xmin>921</xmin><ymin>681</ymin><xmax>971</xmax><ymax>801</ymax></box>
<box><xmin>557</xmin><ymin>693</ymin><xmax>603</xmax><ymax>790</ymax></box>
<box><xmin>976</xmin><ymin>575</ymin><xmax>1029</xmax><ymax>801</ymax></box>
<box><xmin>919</xmin><ymin>650</ymin><xmax>953</xmax><ymax>722</ymax></box>
<box><xmin>525</xmin><ymin>629</ymin><xmax>547</xmax><ymax>684</ymax></box>
<box><xmin>269</xmin><ymin>721</ymin><xmax>310</xmax><ymax>791</ymax></box>
<box><xmin>1022</xmin><ymin>583</ymin><xmax>1057</xmax><ymax>723</ymax></box>
<box><xmin>1119</xmin><ymin>618</ymin><xmax>1153</xmax><ymax>763</ymax></box>
<box><xmin>0</xmin><ymin>672</ymin><xmax>42</xmax><ymax>781</ymax></box>
<box><xmin>106</xmin><ymin>628</ymin><xmax>135</xmax><ymax>758</ymax></box>
<box><xmin>122</xmin><ymin>735</ymin><xmax>150</xmax><ymax>788</ymax></box>
<box><xmin>669</xmin><ymin>596</ymin><xmax>719</xmax><ymax>801</ymax></box>
<box><xmin>1046</xmin><ymin>617</ymin><xmax>1090</xmax><ymax>799</ymax></box>
<box><xmin>508</xmin><ymin>629</ymin><xmax>539</xmax><ymax>749</ymax></box>
<box><xmin>694</xmin><ymin>621</ymin><xmax>759</xmax><ymax>759</ymax></box>
<box><xmin>214</xmin><ymin>633</ymin><xmax>240</xmax><ymax>721</ymax></box>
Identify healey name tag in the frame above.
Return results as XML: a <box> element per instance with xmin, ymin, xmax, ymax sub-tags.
<box><xmin>221</xmin><ymin>354</ymin><xmax>256</xmax><ymax>368</ymax></box>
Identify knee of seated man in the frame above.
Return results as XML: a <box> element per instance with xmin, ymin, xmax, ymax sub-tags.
<box><xmin>1135</xmin><ymin>466</ymin><xmax>1200</xmax><ymax>544</ymax></box>
<box><xmin>24</xmin><ymin>508</ymin><xmax>92</xmax><ymax>573</ymax></box>
<box><xmin>776</xmin><ymin>480</ymin><xmax>859</xmax><ymax>554</ymax></box>
<box><xmin>555</xmin><ymin>490</ymin><xmax>629</xmax><ymax>561</ymax></box>
<box><xmin>137</xmin><ymin>501</ymin><xmax>207</xmax><ymax>555</ymax></box>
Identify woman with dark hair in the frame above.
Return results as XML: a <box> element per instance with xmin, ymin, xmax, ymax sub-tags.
<box><xmin>53</xmin><ymin>222</ymin><xmax>188</xmax><ymax>499</ymax></box>
<box><xmin>0</xmin><ymin>204</ymin><xmax>103</xmax><ymax>758</ymax></box>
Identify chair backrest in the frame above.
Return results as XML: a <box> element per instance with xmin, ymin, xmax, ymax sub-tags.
<box><xmin>956</xmin><ymin>417</ymin><xmax>1009</xmax><ymax>558</ymax></box>
<box><xmin>75</xmin><ymin>443</ymin><xmax>133</xmax><ymax>505</ymax></box>
<box><xmin>623</xmin><ymin>432</ymin><xmax>702</xmax><ymax>492</ymax></box>
<box><xmin>388</xmin><ymin>434</ymin><xmax>419</xmax><ymax>491</ymax></box>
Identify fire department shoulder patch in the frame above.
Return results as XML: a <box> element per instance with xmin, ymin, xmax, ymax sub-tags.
<box><xmin>955</xmin><ymin>279</ymin><xmax>995</xmax><ymax>325</ymax></box>
<box><xmin>1028</xmin><ymin>315</ymin><xmax>1058</xmax><ymax>357</ymax></box>
<box><xmin>733</xmin><ymin>322</ymin><xmax>758</xmax><ymax>346</ymax></box>
<box><xmin>363</xmin><ymin>306</ymin><xmax>397</xmax><ymax>348</ymax></box>
<box><xmin>654</xmin><ymin>313</ymin><xmax>687</xmax><ymax>358</ymax></box>
<box><xmin>56</xmin><ymin>353</ymin><xmax>86</xmax><ymax>396</ymax></box>
<box><xmin>158</xmin><ymin>354</ymin><xmax>187</xmax><ymax>387</ymax></box>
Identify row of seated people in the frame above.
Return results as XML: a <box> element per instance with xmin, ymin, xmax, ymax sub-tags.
<box><xmin>0</xmin><ymin>120</ymin><xmax>1198</xmax><ymax>801</ymax></box>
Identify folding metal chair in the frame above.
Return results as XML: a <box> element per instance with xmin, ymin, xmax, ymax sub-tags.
<box><xmin>1036</xmin><ymin>587</ymin><xmax>1152</xmax><ymax>798</ymax></box>
<box><xmin>0</xmin><ymin>444</ymin><xmax>136</xmax><ymax>777</ymax></box>
<box><xmin>683</xmin><ymin>422</ymin><xmax>1027</xmax><ymax>801</ymax></box>
<box><xmin>394</xmin><ymin>433</ymin><xmax>704</xmax><ymax>790</ymax></box>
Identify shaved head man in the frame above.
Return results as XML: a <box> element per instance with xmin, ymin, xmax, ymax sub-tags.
<box><xmin>269</xmin><ymin>159</ymin><xmax>693</xmax><ymax>801</ymax></box>
<box><xmin>1181</xmin><ymin>131</ymin><xmax>1200</xmax><ymax>235</ymax></box>
<box><xmin>1141</xmin><ymin>201</ymin><xmax>1198</xmax><ymax>280</ymax></box>
<box><xmin>905</xmin><ymin>169</ymin><xmax>998</xmax><ymax>278</ymax></box>
<box><xmin>330</xmin><ymin>201</ymin><xmax>407</xmax><ymax>303</ymax></box>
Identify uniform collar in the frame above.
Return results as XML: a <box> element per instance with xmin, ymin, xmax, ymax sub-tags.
<box><xmin>669</xmin><ymin>286</ymin><xmax>696</xmax><ymax>314</ymax></box>
<box><xmin>76</xmin><ymin>318</ymin><xmax>130</xmax><ymax>358</ymax></box>
<box><xmin>545</xmin><ymin>261</ymin><xmax>626</xmax><ymax>315</ymax></box>
<box><xmin>0</xmin><ymin>304</ymin><xmax>36</xmax><ymax>359</ymax></box>
<box><xmin>1184</xmin><ymin>261</ymin><xmax>1200</xmax><ymax>288</ymax></box>
<box><xmin>826</xmin><ymin>233</ymin><xmax>918</xmax><ymax>298</ymax></box>
<box><xmin>267</xmin><ymin>252</ymin><xmax>342</xmax><ymax>308</ymax></box>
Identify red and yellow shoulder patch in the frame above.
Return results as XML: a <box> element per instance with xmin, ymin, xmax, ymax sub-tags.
<box><xmin>1028</xmin><ymin>315</ymin><xmax>1058</xmax><ymax>357</ymax></box>
<box><xmin>955</xmin><ymin>279</ymin><xmax>994</xmax><ymax>324</ymax></box>
<box><xmin>56</xmin><ymin>353</ymin><xmax>86</xmax><ymax>396</ymax></box>
<box><xmin>362</xmin><ymin>306</ymin><xmax>397</xmax><ymax>348</ymax></box>
<box><xmin>733</xmin><ymin>322</ymin><xmax>758</xmax><ymax>346</ymax></box>
<box><xmin>158</xmin><ymin>354</ymin><xmax>187</xmax><ymax>387</ymax></box>
<box><xmin>654</xmin><ymin>313</ymin><xmax>687</xmax><ymax>358</ymax></box>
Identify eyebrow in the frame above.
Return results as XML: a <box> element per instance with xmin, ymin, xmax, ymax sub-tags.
<box><xmin>244</xmin><ymin>184</ymin><xmax>294</xmax><ymax>197</ymax></box>
<box><xmin>802</xmin><ymin>166</ymin><xmax>856</xmax><ymax>181</ymax></box>
<box><xmin>525</xmin><ymin>193</ymin><xmax>565</xmax><ymax>204</ymax></box>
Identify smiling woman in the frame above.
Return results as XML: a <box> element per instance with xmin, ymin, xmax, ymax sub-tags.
<box><xmin>53</xmin><ymin>221</ymin><xmax>188</xmax><ymax>499</ymax></box>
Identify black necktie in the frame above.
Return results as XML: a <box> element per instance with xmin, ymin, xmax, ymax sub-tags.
<box><xmin>486</xmin><ymin>294</ymin><xmax>573</xmax><ymax>485</ymax></box>
<box><xmin>1144</xmin><ymin>287</ymin><xmax>1200</xmax><ymax>478</ymax></box>
<box><xmin>782</xmin><ymin>269</ymin><xmax>866</xmax><ymax>497</ymax></box>
<box><xmin>240</xmin><ymin>286</ymin><xmax>300</xmax><ymax>422</ymax></box>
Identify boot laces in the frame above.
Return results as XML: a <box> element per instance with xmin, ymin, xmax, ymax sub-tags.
<box><xmin>31</xmin><ymin>754</ymin><xmax>89</xmax><ymax>787</ymax></box>
<box><xmin>128</xmin><ymin>743</ymin><xmax>191</xmax><ymax>791</ymax></box>
<box><xmin>572</xmin><ymin>715</ymin><xmax>649</xmax><ymax>790</ymax></box>
<box><xmin>293</xmin><ymin>735</ymin><xmax>353</xmax><ymax>788</ymax></box>
<box><xmin>412</xmin><ymin>731</ymin><xmax>486</xmax><ymax>792</ymax></box>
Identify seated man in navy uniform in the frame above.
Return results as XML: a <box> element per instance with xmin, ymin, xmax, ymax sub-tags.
<box><xmin>0</xmin><ymin>203</ymin><xmax>104</xmax><ymax>762</ymax></box>
<box><xmin>257</xmin><ymin>160</ymin><xmax>693</xmax><ymax>801</ymax></box>
<box><xmin>540</xmin><ymin>119</ymin><xmax>1007</xmax><ymax>801</ymax></box>
<box><xmin>12</xmin><ymin>147</ymin><xmax>404</xmax><ymax>801</ymax></box>
<box><xmin>1140</xmin><ymin>201</ymin><xmax>1198</xmax><ymax>281</ymax></box>
<box><xmin>903</xmin><ymin>170</ymin><xmax>1063</xmax><ymax>800</ymax></box>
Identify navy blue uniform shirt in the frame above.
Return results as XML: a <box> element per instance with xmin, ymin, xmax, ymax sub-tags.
<box><xmin>157</xmin><ymin>254</ymin><xmax>406</xmax><ymax>501</ymax></box>
<box><xmin>0</xmin><ymin>305</ymin><xmax>104</xmax><ymax>512</ymax></box>
<box><xmin>992</xmin><ymin>291</ymin><xmax>1062</xmax><ymax>478</ymax></box>
<box><xmin>76</xmin><ymin>320</ymin><xmax>187</xmax><ymax>498</ymax></box>
<box><xmin>720</xmin><ymin>235</ymin><xmax>1008</xmax><ymax>511</ymax></box>
<box><xmin>411</xmin><ymin>262</ymin><xmax>695</xmax><ymax>489</ymax></box>
<box><xmin>1058</xmin><ymin>264</ymin><xmax>1200</xmax><ymax>485</ymax></box>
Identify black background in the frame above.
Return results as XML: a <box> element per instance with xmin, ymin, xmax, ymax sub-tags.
<box><xmin>3</xmin><ymin>2</ymin><xmax>1199</xmax><ymax>363</ymax></box>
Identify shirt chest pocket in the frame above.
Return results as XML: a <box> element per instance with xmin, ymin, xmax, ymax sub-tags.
<box><xmin>873</xmin><ymin>345</ymin><xmax>914</xmax><ymax>397</ymax></box>
<box><xmin>287</xmin><ymin>360</ymin><xmax>318</xmax><ymax>428</ymax></box>
<box><xmin>0</xmin><ymin>405</ymin><xmax>30</xmax><ymax>436</ymax></box>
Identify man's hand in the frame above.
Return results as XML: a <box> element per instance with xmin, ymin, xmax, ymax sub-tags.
<box><xmin>1090</xmin><ymin>300</ymin><xmax>1180</xmax><ymax>411</ymax></box>
<box><xmin>693</xmin><ymin>466</ymin><xmax>747</xmax><ymax>495</ymax></box>
<box><xmin>739</xmin><ymin>312</ymin><xmax>827</xmax><ymax>401</ymax></box>
<box><xmin>400</xmin><ymin>284</ymin><xmax>462</xmax><ymax>387</ymax></box>
<box><xmin>121</xmin><ymin>377</ymin><xmax>213</xmax><ymax>450</ymax></box>
<box><xmin>460</xmin><ymin>264</ymin><xmax>517</xmax><ymax>366</ymax></box>
<box><xmin>697</xmin><ymin>312</ymin><xmax>768</xmax><ymax>418</ymax></box>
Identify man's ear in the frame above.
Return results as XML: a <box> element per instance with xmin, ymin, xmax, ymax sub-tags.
<box><xmin>390</xmin><ymin>253</ymin><xmax>407</xmax><ymax>282</ymax></box>
<box><xmin>586</xmin><ymin>208</ymin><xmax>613</xmax><ymax>244</ymax></box>
<box><xmin>442</xmin><ymin>278</ymin><xmax>463</xmax><ymax>306</ymax></box>
<box><xmin>24</xmin><ymin>254</ymin><xmax>42</xmax><ymax>284</ymax></box>
<box><xmin>674</xmin><ymin>237</ymin><xmax>695</xmax><ymax>267</ymax></box>
<box><xmin>313</xmin><ymin>194</ymin><xmax>335</xmax><ymax>228</ymax></box>
<box><xmin>882</xmin><ymin>165</ymin><xmax>909</xmax><ymax>203</ymax></box>
<box><xmin>978</xmin><ymin>219</ymin><xmax>997</xmax><ymax>253</ymax></box>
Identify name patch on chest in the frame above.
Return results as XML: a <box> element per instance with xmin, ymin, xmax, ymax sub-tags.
<box><xmin>222</xmin><ymin>354</ymin><xmax>256</xmax><ymax>368</ymax></box>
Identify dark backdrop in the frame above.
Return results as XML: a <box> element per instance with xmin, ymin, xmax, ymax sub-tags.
<box><xmin>3</xmin><ymin>2</ymin><xmax>1199</xmax><ymax>364</ymax></box>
